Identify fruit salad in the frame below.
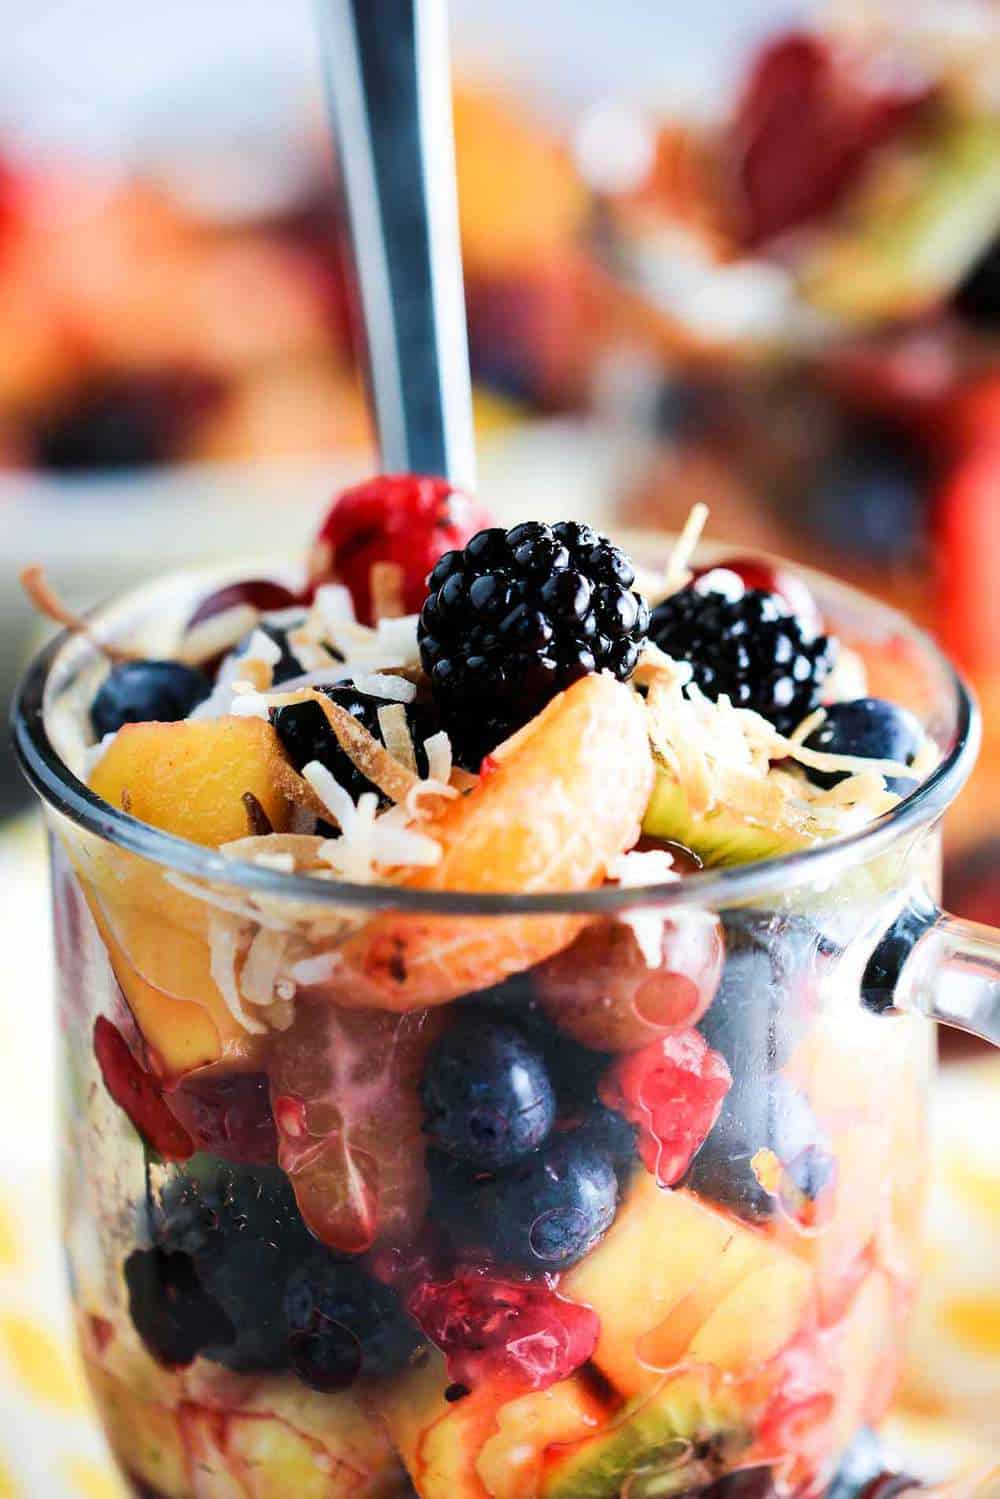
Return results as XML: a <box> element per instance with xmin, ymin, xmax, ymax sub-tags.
<box><xmin>33</xmin><ymin>477</ymin><xmax>947</xmax><ymax>1498</ymax></box>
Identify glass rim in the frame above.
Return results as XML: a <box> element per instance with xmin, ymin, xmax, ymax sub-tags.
<box><xmin>10</xmin><ymin>558</ymin><xmax>981</xmax><ymax>917</ymax></box>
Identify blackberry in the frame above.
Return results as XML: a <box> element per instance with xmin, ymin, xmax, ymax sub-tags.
<box><xmin>271</xmin><ymin>682</ymin><xmax>439</xmax><ymax>807</ymax></box>
<box><xmin>418</xmin><ymin>521</ymin><xmax>649</xmax><ymax>767</ymax></box>
<box><xmin>954</xmin><ymin>234</ymin><xmax>1000</xmax><ymax>329</ymax></box>
<box><xmin>649</xmin><ymin>587</ymin><xmax>836</xmax><ymax>735</ymax></box>
<box><xmin>143</xmin><ymin>1164</ymin><xmax>326</xmax><ymax>1372</ymax></box>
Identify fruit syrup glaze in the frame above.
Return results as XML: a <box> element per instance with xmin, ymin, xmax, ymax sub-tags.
<box><xmin>37</xmin><ymin>478</ymin><xmax>943</xmax><ymax>1498</ymax></box>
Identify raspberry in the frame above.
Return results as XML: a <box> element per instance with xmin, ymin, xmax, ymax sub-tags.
<box><xmin>407</xmin><ymin>1266</ymin><xmax>599</xmax><ymax>1392</ymax></box>
<box><xmin>310</xmin><ymin>474</ymin><xmax>493</xmax><ymax>625</ymax></box>
<box><xmin>418</xmin><ymin>521</ymin><xmax>650</xmax><ymax>767</ymax></box>
<box><xmin>93</xmin><ymin>1018</ymin><xmax>194</xmax><ymax>1161</ymax></box>
<box><xmin>649</xmin><ymin>586</ymin><xmax>836</xmax><ymax>736</ymax></box>
<box><xmin>599</xmin><ymin>1028</ymin><xmax>732</xmax><ymax>1188</ymax></box>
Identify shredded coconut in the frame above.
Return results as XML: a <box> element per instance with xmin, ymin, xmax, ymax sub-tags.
<box><xmin>378</xmin><ymin>703</ymin><xmax>418</xmax><ymax>772</ymax></box>
<box><xmin>641</xmin><ymin>648</ymin><xmax>935</xmax><ymax>844</ymax></box>
<box><xmin>314</xmin><ymin>583</ymin><xmax>356</xmax><ymax>637</ymax></box>
<box><xmin>607</xmin><ymin>849</ymin><xmax>680</xmax><ymax>967</ymax></box>
<box><xmin>240</xmin><ymin>926</ymin><xmax>290</xmax><ymax>1009</ymax></box>
<box><xmin>252</xmin><ymin>852</ymin><xmax>297</xmax><ymax>873</ymax></box>
<box><xmin>424</xmin><ymin>730</ymin><xmax>453</xmax><ymax>787</ymax></box>
<box><xmin>353</xmin><ymin>671</ymin><xmax>417</xmax><ymax>703</ymax></box>
<box><xmin>662</xmin><ymin>503</ymin><xmax>710</xmax><ymax>597</ymax></box>
<box><xmin>207</xmin><ymin>915</ymin><xmax>267</xmax><ymax>1035</ymax></box>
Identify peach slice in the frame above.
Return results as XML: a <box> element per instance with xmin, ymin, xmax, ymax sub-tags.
<box><xmin>89</xmin><ymin>716</ymin><xmax>291</xmax><ymax>848</ymax></box>
<box><xmin>306</xmin><ymin>674</ymin><xmax>654</xmax><ymax>1011</ymax></box>
<box><xmin>84</xmin><ymin>717</ymin><xmax>292</xmax><ymax>1075</ymax></box>
<box><xmin>379</xmin><ymin>1352</ymin><xmax>606</xmax><ymax>1499</ymax></box>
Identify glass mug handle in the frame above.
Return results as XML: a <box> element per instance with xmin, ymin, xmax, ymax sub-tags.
<box><xmin>897</xmin><ymin>906</ymin><xmax>1000</xmax><ymax>1046</ymax></box>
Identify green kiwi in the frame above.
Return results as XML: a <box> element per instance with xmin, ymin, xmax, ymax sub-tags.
<box><xmin>542</xmin><ymin>1372</ymin><xmax>751</xmax><ymax>1499</ymax></box>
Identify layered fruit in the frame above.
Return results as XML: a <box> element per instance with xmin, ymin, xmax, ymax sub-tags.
<box><xmin>42</xmin><ymin>476</ymin><xmax>941</xmax><ymax>1498</ymax></box>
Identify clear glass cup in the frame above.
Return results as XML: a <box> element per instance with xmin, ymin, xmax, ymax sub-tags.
<box><xmin>11</xmin><ymin>551</ymin><xmax>1000</xmax><ymax>1499</ymax></box>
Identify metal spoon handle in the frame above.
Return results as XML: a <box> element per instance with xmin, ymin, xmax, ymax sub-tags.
<box><xmin>318</xmin><ymin>0</ymin><xmax>476</xmax><ymax>490</ymax></box>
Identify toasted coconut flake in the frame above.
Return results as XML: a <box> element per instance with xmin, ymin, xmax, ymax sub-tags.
<box><xmin>641</xmin><ymin>645</ymin><xmax>932</xmax><ymax>845</ymax></box>
<box><xmin>633</xmin><ymin>641</ymin><xmax>694</xmax><ymax>691</ymax></box>
<box><xmin>823</xmin><ymin>644</ymin><xmax>868</xmax><ymax>704</ymax></box>
<box><xmin>207</xmin><ymin>915</ymin><xmax>267</xmax><ymax>1035</ymax></box>
<box><xmin>252</xmin><ymin>852</ymin><xmax>297</xmax><ymax>873</ymax></box>
<box><xmin>608</xmin><ymin>849</ymin><xmax>680</xmax><ymax>967</ymax></box>
<box><xmin>221</xmin><ymin>833</ymin><xmax>327</xmax><ymax>866</ymax></box>
<box><xmin>424</xmin><ymin>730</ymin><xmax>453</xmax><ymax>786</ymax></box>
<box><xmin>788</xmin><ymin>707</ymin><xmax>827</xmax><ymax>746</ymax></box>
<box><xmin>354</xmin><ymin>671</ymin><xmax>417</xmax><ymax>703</ymax></box>
<box><xmin>168</xmin><ymin>873</ymin><xmax>293</xmax><ymax>930</ymax></box>
<box><xmin>288</xmin><ymin>629</ymin><xmax>339</xmax><ymax>673</ymax></box>
<box><xmin>303</xmin><ymin>760</ymin><xmax>356</xmax><ymax>831</ymax></box>
<box><xmin>314</xmin><ymin>695</ymin><xmax>419</xmax><ymax>804</ymax></box>
<box><xmin>378</xmin><ymin>703</ymin><xmax>418</xmax><ymax>773</ymax></box>
<box><xmin>375</xmin><ymin>614</ymin><xmax>421</xmax><ymax>660</ymax></box>
<box><xmin>371</xmin><ymin>561</ymin><xmax>405</xmax><ymax>622</ymax></box>
<box><xmin>178</xmin><ymin>605</ymin><xmax>260</xmax><ymax>667</ymax></box>
<box><xmin>241</xmin><ymin>926</ymin><xmax>290</xmax><ymax>1009</ymax></box>
<box><xmin>292</xmin><ymin>951</ymin><xmax>339</xmax><ymax>987</ymax></box>
<box><xmin>20</xmin><ymin>565</ymin><xmax>135</xmax><ymax>663</ymax></box>
<box><xmin>314</xmin><ymin>583</ymin><xmax>356</xmax><ymax>636</ymax></box>
<box><xmin>662</xmin><ymin>503</ymin><xmax>709</xmax><ymax>597</ymax></box>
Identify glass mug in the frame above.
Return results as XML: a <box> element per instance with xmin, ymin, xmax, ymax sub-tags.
<box><xmin>11</xmin><ymin>551</ymin><xmax>1000</xmax><ymax>1499</ymax></box>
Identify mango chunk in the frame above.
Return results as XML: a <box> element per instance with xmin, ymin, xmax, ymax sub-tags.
<box><xmin>89</xmin><ymin>716</ymin><xmax>290</xmax><ymax>848</ymax></box>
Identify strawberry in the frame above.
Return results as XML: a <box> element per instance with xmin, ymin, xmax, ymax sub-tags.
<box><xmin>309</xmin><ymin>473</ymin><xmax>493</xmax><ymax>625</ymax></box>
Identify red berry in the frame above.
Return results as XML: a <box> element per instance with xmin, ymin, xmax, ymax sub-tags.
<box><xmin>407</xmin><ymin>1266</ymin><xmax>599</xmax><ymax>1392</ymax></box>
<box><xmin>693</xmin><ymin>556</ymin><xmax>824</xmax><ymax>638</ymax></box>
<box><xmin>599</xmin><ymin>1028</ymin><xmax>732</xmax><ymax>1188</ymax></box>
<box><xmin>186</xmin><ymin>579</ymin><xmax>302</xmax><ymax>630</ymax></box>
<box><xmin>93</xmin><ymin>1018</ymin><xmax>194</xmax><ymax>1161</ymax></box>
<box><xmin>734</xmin><ymin>32</ymin><xmax>929</xmax><ymax>245</ymax></box>
<box><xmin>935</xmin><ymin>446</ymin><xmax>1000</xmax><ymax>677</ymax></box>
<box><xmin>310</xmin><ymin>473</ymin><xmax>494</xmax><ymax>625</ymax></box>
<box><xmin>162</xmin><ymin>1072</ymin><xmax>278</xmax><ymax>1166</ymax></box>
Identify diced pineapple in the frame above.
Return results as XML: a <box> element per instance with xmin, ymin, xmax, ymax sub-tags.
<box><xmin>562</xmin><ymin>1173</ymin><xmax>813</xmax><ymax>1396</ymax></box>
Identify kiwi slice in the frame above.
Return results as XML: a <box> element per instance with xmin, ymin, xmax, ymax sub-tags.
<box><xmin>642</xmin><ymin>761</ymin><xmax>814</xmax><ymax>868</ymax></box>
<box><xmin>542</xmin><ymin>1372</ymin><xmax>751</xmax><ymax>1499</ymax></box>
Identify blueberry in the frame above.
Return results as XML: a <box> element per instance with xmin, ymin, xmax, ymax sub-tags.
<box><xmin>797</xmin><ymin>427</ymin><xmax>927</xmax><ymax>566</ymax></box>
<box><xmin>147</xmin><ymin>1164</ymin><xmax>322</xmax><ymax>1373</ymax></box>
<box><xmin>574</xmin><ymin>1102</ymin><xmax>638</xmax><ymax>1171</ymax></box>
<box><xmin>803</xmin><ymin>698</ymin><xmax>923</xmax><ymax>796</ymax></box>
<box><xmin>271</xmin><ymin>683</ymin><xmax>438</xmax><ymax>807</ymax></box>
<box><xmin>470</xmin><ymin>1136</ymin><xmax>619</xmax><ymax>1270</ymax></box>
<box><xmin>91</xmin><ymin>660</ymin><xmax>211</xmax><ymax>738</ymax></box>
<box><xmin>124</xmin><ymin>1247</ymin><xmax>234</xmax><ymax>1368</ymax></box>
<box><xmin>284</xmin><ymin>1254</ymin><xmax>421</xmax><ymax>1391</ymax></box>
<box><xmin>686</xmin><ymin>1074</ymin><xmax>828</xmax><ymax>1223</ymax></box>
<box><xmin>861</xmin><ymin>898</ymin><xmax>937</xmax><ymax>1015</ymax></box>
<box><xmin>422</xmin><ymin>1015</ymin><xmax>556</xmax><ymax>1168</ymax></box>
